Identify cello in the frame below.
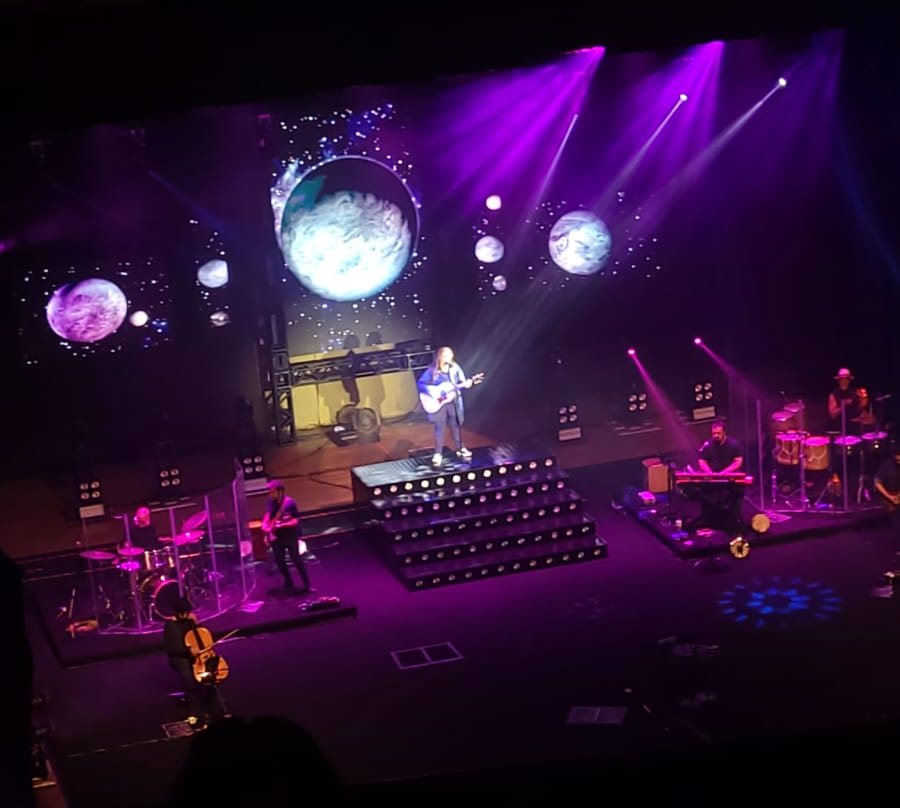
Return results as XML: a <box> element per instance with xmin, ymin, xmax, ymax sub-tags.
<box><xmin>184</xmin><ymin>621</ymin><xmax>236</xmax><ymax>684</ymax></box>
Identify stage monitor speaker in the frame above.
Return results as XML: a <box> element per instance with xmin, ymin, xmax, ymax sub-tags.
<box><xmin>643</xmin><ymin>457</ymin><xmax>669</xmax><ymax>494</ymax></box>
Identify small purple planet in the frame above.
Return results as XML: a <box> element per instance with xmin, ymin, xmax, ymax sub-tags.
<box><xmin>45</xmin><ymin>278</ymin><xmax>128</xmax><ymax>343</ymax></box>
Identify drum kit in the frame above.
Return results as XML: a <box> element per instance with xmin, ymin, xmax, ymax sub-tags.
<box><xmin>77</xmin><ymin>510</ymin><xmax>212</xmax><ymax>630</ymax></box>
<box><xmin>769</xmin><ymin>397</ymin><xmax>892</xmax><ymax>509</ymax></box>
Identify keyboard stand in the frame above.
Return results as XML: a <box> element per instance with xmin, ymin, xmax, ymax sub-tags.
<box><xmin>692</xmin><ymin>534</ymin><xmax>728</xmax><ymax>572</ymax></box>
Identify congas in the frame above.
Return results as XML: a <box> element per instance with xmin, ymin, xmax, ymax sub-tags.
<box><xmin>774</xmin><ymin>432</ymin><xmax>801</xmax><ymax>466</ymax></box>
<box><xmin>863</xmin><ymin>431</ymin><xmax>889</xmax><ymax>460</ymax></box>
<box><xmin>803</xmin><ymin>436</ymin><xmax>831</xmax><ymax>471</ymax></box>
<box><xmin>784</xmin><ymin>401</ymin><xmax>806</xmax><ymax>434</ymax></box>
<box><xmin>833</xmin><ymin>435</ymin><xmax>862</xmax><ymax>457</ymax></box>
<box><xmin>771</xmin><ymin>411</ymin><xmax>795</xmax><ymax>437</ymax></box>
<box><xmin>143</xmin><ymin>546</ymin><xmax>175</xmax><ymax>573</ymax></box>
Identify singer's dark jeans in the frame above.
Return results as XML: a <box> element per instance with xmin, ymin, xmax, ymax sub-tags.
<box><xmin>431</xmin><ymin>403</ymin><xmax>462</xmax><ymax>454</ymax></box>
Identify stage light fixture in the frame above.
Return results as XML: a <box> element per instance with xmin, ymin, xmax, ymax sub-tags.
<box><xmin>239</xmin><ymin>453</ymin><xmax>268</xmax><ymax>492</ymax></box>
<box><xmin>679</xmin><ymin>93</ymin><xmax>688</xmax><ymax>101</ymax></box>
<box><xmin>156</xmin><ymin>464</ymin><xmax>181</xmax><ymax>496</ymax></box>
<box><xmin>75</xmin><ymin>475</ymin><xmax>105</xmax><ymax>519</ymax></box>
<box><xmin>627</xmin><ymin>392</ymin><xmax>648</xmax><ymax>413</ymax></box>
<box><xmin>691</xmin><ymin>381</ymin><xmax>716</xmax><ymax>420</ymax></box>
<box><xmin>557</xmin><ymin>403</ymin><xmax>582</xmax><ymax>442</ymax></box>
<box><xmin>693</xmin><ymin>337</ymin><xmax>702</xmax><ymax>345</ymax></box>
<box><xmin>627</xmin><ymin>348</ymin><xmax>636</xmax><ymax>356</ymax></box>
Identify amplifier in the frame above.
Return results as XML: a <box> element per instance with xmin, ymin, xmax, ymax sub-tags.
<box><xmin>642</xmin><ymin>457</ymin><xmax>669</xmax><ymax>493</ymax></box>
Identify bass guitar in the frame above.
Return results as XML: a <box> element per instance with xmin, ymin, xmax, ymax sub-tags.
<box><xmin>419</xmin><ymin>372</ymin><xmax>485</xmax><ymax>415</ymax></box>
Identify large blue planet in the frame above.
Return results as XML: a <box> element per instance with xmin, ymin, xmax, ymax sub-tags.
<box><xmin>278</xmin><ymin>156</ymin><xmax>418</xmax><ymax>302</ymax></box>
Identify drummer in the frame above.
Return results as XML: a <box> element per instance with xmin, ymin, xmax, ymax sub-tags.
<box><xmin>125</xmin><ymin>506</ymin><xmax>162</xmax><ymax>550</ymax></box>
<box><xmin>826</xmin><ymin>367</ymin><xmax>860</xmax><ymax>434</ymax></box>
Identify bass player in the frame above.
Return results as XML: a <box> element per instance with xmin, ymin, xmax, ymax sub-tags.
<box><xmin>416</xmin><ymin>345</ymin><xmax>481</xmax><ymax>466</ymax></box>
<box><xmin>261</xmin><ymin>479</ymin><xmax>314</xmax><ymax>594</ymax></box>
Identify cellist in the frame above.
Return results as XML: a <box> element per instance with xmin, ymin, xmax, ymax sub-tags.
<box><xmin>163</xmin><ymin>596</ymin><xmax>228</xmax><ymax>730</ymax></box>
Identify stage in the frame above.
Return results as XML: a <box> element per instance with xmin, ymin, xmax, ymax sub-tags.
<box><xmin>9</xmin><ymin>443</ymin><xmax>900</xmax><ymax>806</ymax></box>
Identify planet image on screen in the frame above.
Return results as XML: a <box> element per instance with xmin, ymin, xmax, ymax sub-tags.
<box><xmin>548</xmin><ymin>210</ymin><xmax>611</xmax><ymax>275</ymax></box>
<box><xmin>475</xmin><ymin>235</ymin><xmax>504</xmax><ymax>264</ymax></box>
<box><xmin>197</xmin><ymin>259</ymin><xmax>229</xmax><ymax>289</ymax></box>
<box><xmin>45</xmin><ymin>278</ymin><xmax>128</xmax><ymax>343</ymax></box>
<box><xmin>279</xmin><ymin>155</ymin><xmax>418</xmax><ymax>302</ymax></box>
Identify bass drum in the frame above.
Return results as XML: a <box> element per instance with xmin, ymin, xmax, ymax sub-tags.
<box><xmin>151</xmin><ymin>579</ymin><xmax>183</xmax><ymax>620</ymax></box>
<box><xmin>138</xmin><ymin>572</ymin><xmax>181</xmax><ymax>620</ymax></box>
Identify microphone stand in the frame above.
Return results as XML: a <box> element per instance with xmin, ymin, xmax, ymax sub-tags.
<box><xmin>756</xmin><ymin>399</ymin><xmax>766</xmax><ymax>512</ymax></box>
<box><xmin>797</xmin><ymin>398</ymin><xmax>810</xmax><ymax>510</ymax></box>
<box><xmin>841</xmin><ymin>401</ymin><xmax>850</xmax><ymax>512</ymax></box>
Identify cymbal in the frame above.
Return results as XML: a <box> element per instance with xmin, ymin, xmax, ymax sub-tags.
<box><xmin>80</xmin><ymin>550</ymin><xmax>116</xmax><ymax>561</ymax></box>
<box><xmin>117</xmin><ymin>560</ymin><xmax>141</xmax><ymax>573</ymax></box>
<box><xmin>173</xmin><ymin>530</ymin><xmax>204</xmax><ymax>546</ymax></box>
<box><xmin>182</xmin><ymin>510</ymin><xmax>208</xmax><ymax>532</ymax></box>
<box><xmin>118</xmin><ymin>545</ymin><xmax>144</xmax><ymax>556</ymax></box>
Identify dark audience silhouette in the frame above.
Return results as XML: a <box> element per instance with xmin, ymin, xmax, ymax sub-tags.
<box><xmin>0</xmin><ymin>549</ymin><xmax>36</xmax><ymax>808</ymax></box>
<box><xmin>165</xmin><ymin>714</ymin><xmax>343</xmax><ymax>805</ymax></box>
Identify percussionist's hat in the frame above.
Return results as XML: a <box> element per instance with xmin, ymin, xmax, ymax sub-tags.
<box><xmin>834</xmin><ymin>368</ymin><xmax>854</xmax><ymax>380</ymax></box>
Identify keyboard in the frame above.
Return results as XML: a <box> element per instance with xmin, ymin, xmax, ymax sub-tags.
<box><xmin>674</xmin><ymin>472</ymin><xmax>754</xmax><ymax>485</ymax></box>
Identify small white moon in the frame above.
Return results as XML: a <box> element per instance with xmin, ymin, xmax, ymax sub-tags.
<box><xmin>197</xmin><ymin>259</ymin><xmax>229</xmax><ymax>289</ymax></box>
<box><xmin>129</xmin><ymin>310</ymin><xmax>149</xmax><ymax>327</ymax></box>
<box><xmin>475</xmin><ymin>235</ymin><xmax>505</xmax><ymax>264</ymax></box>
<box><xmin>492</xmin><ymin>275</ymin><xmax>507</xmax><ymax>292</ymax></box>
<box><xmin>210</xmin><ymin>311</ymin><xmax>230</xmax><ymax>327</ymax></box>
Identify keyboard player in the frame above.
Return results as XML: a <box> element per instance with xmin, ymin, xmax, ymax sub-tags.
<box><xmin>685</xmin><ymin>419</ymin><xmax>746</xmax><ymax>534</ymax></box>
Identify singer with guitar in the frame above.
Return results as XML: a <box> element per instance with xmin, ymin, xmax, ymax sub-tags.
<box><xmin>164</xmin><ymin>597</ymin><xmax>230</xmax><ymax>730</ymax></box>
<box><xmin>261</xmin><ymin>479</ymin><xmax>314</xmax><ymax>594</ymax></box>
<box><xmin>417</xmin><ymin>346</ymin><xmax>483</xmax><ymax>466</ymax></box>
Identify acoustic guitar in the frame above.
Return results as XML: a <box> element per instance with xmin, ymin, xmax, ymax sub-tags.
<box><xmin>419</xmin><ymin>372</ymin><xmax>485</xmax><ymax>415</ymax></box>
